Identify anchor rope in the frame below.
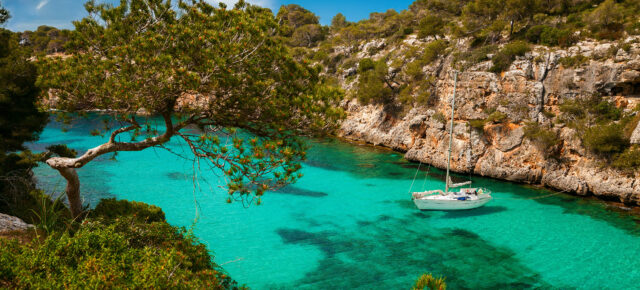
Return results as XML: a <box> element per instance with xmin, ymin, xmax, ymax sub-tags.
<box><xmin>492</xmin><ymin>189</ymin><xmax>569</xmax><ymax>200</ymax></box>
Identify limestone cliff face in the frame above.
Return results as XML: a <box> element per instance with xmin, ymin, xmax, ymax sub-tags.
<box><xmin>335</xmin><ymin>36</ymin><xmax>640</xmax><ymax>205</ymax></box>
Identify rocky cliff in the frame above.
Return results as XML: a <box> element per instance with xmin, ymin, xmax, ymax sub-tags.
<box><xmin>334</xmin><ymin>36</ymin><xmax>640</xmax><ymax>205</ymax></box>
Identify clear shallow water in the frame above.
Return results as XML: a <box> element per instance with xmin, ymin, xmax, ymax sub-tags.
<box><xmin>30</xmin><ymin>117</ymin><xmax>640</xmax><ymax>289</ymax></box>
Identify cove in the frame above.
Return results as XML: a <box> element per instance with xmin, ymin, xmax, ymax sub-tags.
<box><xmin>30</xmin><ymin>117</ymin><xmax>640</xmax><ymax>289</ymax></box>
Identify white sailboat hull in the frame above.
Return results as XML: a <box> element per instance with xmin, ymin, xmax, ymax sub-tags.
<box><xmin>413</xmin><ymin>195</ymin><xmax>492</xmax><ymax>210</ymax></box>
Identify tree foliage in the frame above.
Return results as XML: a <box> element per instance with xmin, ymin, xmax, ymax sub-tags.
<box><xmin>0</xmin><ymin>4</ymin><xmax>48</xmax><ymax>218</ymax></box>
<box><xmin>331</xmin><ymin>13</ymin><xmax>348</xmax><ymax>29</ymax></box>
<box><xmin>36</xmin><ymin>0</ymin><xmax>344</xmax><ymax>217</ymax></box>
<box><xmin>276</xmin><ymin>4</ymin><xmax>325</xmax><ymax>47</ymax></box>
<box><xmin>19</xmin><ymin>26</ymin><xmax>72</xmax><ymax>54</ymax></box>
<box><xmin>356</xmin><ymin>58</ymin><xmax>394</xmax><ymax>104</ymax></box>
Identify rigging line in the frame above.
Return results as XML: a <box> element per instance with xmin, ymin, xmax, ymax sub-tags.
<box><xmin>408</xmin><ymin>160</ymin><xmax>422</xmax><ymax>194</ymax></box>
<box><xmin>421</xmin><ymin>164</ymin><xmax>431</xmax><ymax>191</ymax></box>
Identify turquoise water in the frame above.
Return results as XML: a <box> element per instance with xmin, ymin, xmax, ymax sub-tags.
<box><xmin>30</xmin><ymin>117</ymin><xmax>640</xmax><ymax>289</ymax></box>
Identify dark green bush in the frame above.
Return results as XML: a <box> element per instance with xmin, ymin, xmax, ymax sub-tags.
<box><xmin>453</xmin><ymin>45</ymin><xmax>497</xmax><ymax>70</ymax></box>
<box><xmin>404</xmin><ymin>40</ymin><xmax>447</xmax><ymax>80</ymax></box>
<box><xmin>490</xmin><ymin>41</ymin><xmax>530</xmax><ymax>73</ymax></box>
<box><xmin>417</xmin><ymin>15</ymin><xmax>444</xmax><ymax>39</ymax></box>
<box><xmin>421</xmin><ymin>40</ymin><xmax>448</xmax><ymax>64</ymax></box>
<box><xmin>583</xmin><ymin>123</ymin><xmax>628</xmax><ymax>154</ymax></box>
<box><xmin>525</xmin><ymin>25</ymin><xmax>548</xmax><ymax>43</ymax></box>
<box><xmin>626</xmin><ymin>22</ymin><xmax>640</xmax><ymax>35</ymax></box>
<box><xmin>0</xmin><ymin>217</ymin><xmax>238</xmax><ymax>289</ymax></box>
<box><xmin>468</xmin><ymin>119</ymin><xmax>487</xmax><ymax>130</ymax></box>
<box><xmin>432</xmin><ymin>112</ymin><xmax>446</xmax><ymax>124</ymax></box>
<box><xmin>356</xmin><ymin>59</ymin><xmax>393</xmax><ymax>104</ymax></box>
<box><xmin>612</xmin><ymin>147</ymin><xmax>640</xmax><ymax>169</ymax></box>
<box><xmin>558</xmin><ymin>55</ymin><xmax>589</xmax><ymax>67</ymax></box>
<box><xmin>358</xmin><ymin>58</ymin><xmax>375</xmax><ymax>73</ymax></box>
<box><xmin>91</xmin><ymin>198</ymin><xmax>165</xmax><ymax>223</ymax></box>
<box><xmin>0</xmin><ymin>199</ymin><xmax>241</xmax><ymax>289</ymax></box>
<box><xmin>524</xmin><ymin>122</ymin><xmax>561</xmax><ymax>154</ymax></box>
<box><xmin>486</xmin><ymin>111</ymin><xmax>508</xmax><ymax>123</ymax></box>
<box><xmin>536</xmin><ymin>27</ymin><xmax>577</xmax><ymax>47</ymax></box>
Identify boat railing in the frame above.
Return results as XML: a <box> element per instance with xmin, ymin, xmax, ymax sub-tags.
<box><xmin>412</xmin><ymin>190</ymin><xmax>444</xmax><ymax>199</ymax></box>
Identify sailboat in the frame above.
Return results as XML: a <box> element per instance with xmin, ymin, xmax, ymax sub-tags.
<box><xmin>411</xmin><ymin>72</ymin><xmax>492</xmax><ymax>210</ymax></box>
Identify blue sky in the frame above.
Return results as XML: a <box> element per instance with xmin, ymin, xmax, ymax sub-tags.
<box><xmin>2</xmin><ymin>0</ymin><xmax>415</xmax><ymax>32</ymax></box>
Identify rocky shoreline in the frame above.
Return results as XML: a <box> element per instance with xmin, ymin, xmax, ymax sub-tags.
<box><xmin>335</xmin><ymin>37</ymin><xmax>640</xmax><ymax>206</ymax></box>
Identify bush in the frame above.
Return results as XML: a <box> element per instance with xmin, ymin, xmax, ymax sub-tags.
<box><xmin>490</xmin><ymin>41</ymin><xmax>530</xmax><ymax>73</ymax></box>
<box><xmin>0</xmin><ymin>199</ymin><xmax>241</xmax><ymax>289</ymax></box>
<box><xmin>486</xmin><ymin>111</ymin><xmax>508</xmax><ymax>123</ymax></box>
<box><xmin>421</xmin><ymin>40</ymin><xmax>448</xmax><ymax>64</ymax></box>
<box><xmin>356</xmin><ymin>59</ymin><xmax>393</xmax><ymax>104</ymax></box>
<box><xmin>524</xmin><ymin>122</ymin><xmax>560</xmax><ymax>154</ymax></box>
<box><xmin>558</xmin><ymin>55</ymin><xmax>589</xmax><ymax>67</ymax></box>
<box><xmin>417</xmin><ymin>15</ymin><xmax>444</xmax><ymax>39</ymax></box>
<box><xmin>525</xmin><ymin>25</ymin><xmax>547</xmax><ymax>43</ymax></box>
<box><xmin>358</xmin><ymin>58</ymin><xmax>375</xmax><ymax>73</ymax></box>
<box><xmin>453</xmin><ymin>45</ymin><xmax>497</xmax><ymax>70</ymax></box>
<box><xmin>583</xmin><ymin>123</ymin><xmax>628</xmax><ymax>154</ymax></box>
<box><xmin>404</xmin><ymin>40</ymin><xmax>447</xmax><ymax>80</ymax></box>
<box><xmin>468</xmin><ymin>119</ymin><xmax>487</xmax><ymax>130</ymax></box>
<box><xmin>612</xmin><ymin>147</ymin><xmax>640</xmax><ymax>170</ymax></box>
<box><xmin>91</xmin><ymin>198</ymin><xmax>165</xmax><ymax>223</ymax></box>
<box><xmin>432</xmin><ymin>112</ymin><xmax>446</xmax><ymax>124</ymax></box>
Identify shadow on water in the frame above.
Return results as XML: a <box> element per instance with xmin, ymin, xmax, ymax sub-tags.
<box><xmin>272</xmin><ymin>186</ymin><xmax>328</xmax><ymax>198</ymax></box>
<box><xmin>442</xmin><ymin>206</ymin><xmax>509</xmax><ymax>219</ymax></box>
<box><xmin>275</xmin><ymin>214</ymin><xmax>550</xmax><ymax>289</ymax></box>
<box><xmin>166</xmin><ymin>172</ymin><xmax>194</xmax><ymax>181</ymax></box>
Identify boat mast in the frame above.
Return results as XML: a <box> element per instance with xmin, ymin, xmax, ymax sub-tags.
<box><xmin>445</xmin><ymin>71</ymin><xmax>457</xmax><ymax>194</ymax></box>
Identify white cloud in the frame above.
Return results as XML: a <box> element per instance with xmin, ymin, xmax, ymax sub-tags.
<box><xmin>35</xmin><ymin>0</ymin><xmax>50</xmax><ymax>11</ymax></box>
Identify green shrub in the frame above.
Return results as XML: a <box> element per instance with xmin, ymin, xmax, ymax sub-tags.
<box><xmin>417</xmin><ymin>15</ymin><xmax>445</xmax><ymax>39</ymax></box>
<box><xmin>541</xmin><ymin>110</ymin><xmax>556</xmax><ymax>119</ymax></box>
<box><xmin>0</xmin><ymin>198</ymin><xmax>241</xmax><ymax>289</ymax></box>
<box><xmin>583</xmin><ymin>123</ymin><xmax>628</xmax><ymax>154</ymax></box>
<box><xmin>490</xmin><ymin>41</ymin><xmax>530</xmax><ymax>73</ymax></box>
<box><xmin>486</xmin><ymin>111</ymin><xmax>508</xmax><ymax>123</ymax></box>
<box><xmin>538</xmin><ymin>27</ymin><xmax>577</xmax><ymax>47</ymax></box>
<box><xmin>432</xmin><ymin>112</ymin><xmax>446</xmax><ymax>124</ymax></box>
<box><xmin>612</xmin><ymin>147</ymin><xmax>640</xmax><ymax>169</ymax></box>
<box><xmin>404</xmin><ymin>40</ymin><xmax>447</xmax><ymax>80</ymax></box>
<box><xmin>358</xmin><ymin>58</ymin><xmax>375</xmax><ymax>73</ymax></box>
<box><xmin>525</xmin><ymin>25</ymin><xmax>548</xmax><ymax>43</ymax></box>
<box><xmin>421</xmin><ymin>40</ymin><xmax>448</xmax><ymax>64</ymax></box>
<box><xmin>453</xmin><ymin>45</ymin><xmax>497</xmax><ymax>70</ymax></box>
<box><xmin>559</xmin><ymin>95</ymin><xmax>621</xmax><ymax>125</ymax></box>
<box><xmin>0</xmin><ymin>216</ymin><xmax>239</xmax><ymax>289</ymax></box>
<box><xmin>468</xmin><ymin>119</ymin><xmax>487</xmax><ymax>130</ymax></box>
<box><xmin>356</xmin><ymin>59</ymin><xmax>393</xmax><ymax>104</ymax></box>
<box><xmin>626</xmin><ymin>22</ymin><xmax>640</xmax><ymax>35</ymax></box>
<box><xmin>558</xmin><ymin>55</ymin><xmax>589</xmax><ymax>68</ymax></box>
<box><xmin>524</xmin><ymin>122</ymin><xmax>560</xmax><ymax>153</ymax></box>
<box><xmin>91</xmin><ymin>198</ymin><xmax>166</xmax><ymax>223</ymax></box>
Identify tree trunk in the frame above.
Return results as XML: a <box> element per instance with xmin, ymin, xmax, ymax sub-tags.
<box><xmin>56</xmin><ymin>167</ymin><xmax>82</xmax><ymax>218</ymax></box>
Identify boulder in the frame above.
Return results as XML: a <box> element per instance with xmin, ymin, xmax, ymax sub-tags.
<box><xmin>0</xmin><ymin>213</ymin><xmax>33</xmax><ymax>233</ymax></box>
